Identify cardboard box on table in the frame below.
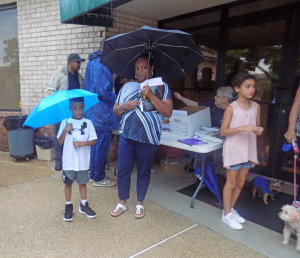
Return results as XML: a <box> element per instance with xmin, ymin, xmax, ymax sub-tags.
<box><xmin>169</xmin><ymin>106</ymin><xmax>211</xmax><ymax>136</ymax></box>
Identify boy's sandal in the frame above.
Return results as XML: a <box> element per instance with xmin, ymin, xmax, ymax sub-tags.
<box><xmin>111</xmin><ymin>203</ymin><xmax>128</xmax><ymax>217</ymax></box>
<box><xmin>134</xmin><ymin>204</ymin><xmax>145</xmax><ymax>219</ymax></box>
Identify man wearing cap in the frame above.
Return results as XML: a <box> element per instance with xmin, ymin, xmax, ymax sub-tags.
<box><xmin>47</xmin><ymin>53</ymin><xmax>85</xmax><ymax>171</ymax></box>
<box><xmin>47</xmin><ymin>53</ymin><xmax>85</xmax><ymax>93</ymax></box>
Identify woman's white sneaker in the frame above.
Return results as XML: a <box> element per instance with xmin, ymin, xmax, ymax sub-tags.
<box><xmin>231</xmin><ymin>208</ymin><xmax>245</xmax><ymax>224</ymax></box>
<box><xmin>222</xmin><ymin>212</ymin><xmax>243</xmax><ymax>230</ymax></box>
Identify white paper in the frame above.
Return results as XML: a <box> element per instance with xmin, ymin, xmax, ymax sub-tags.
<box><xmin>195</xmin><ymin>128</ymin><xmax>223</xmax><ymax>143</ymax></box>
<box><xmin>140</xmin><ymin>77</ymin><xmax>163</xmax><ymax>89</ymax></box>
<box><xmin>172</xmin><ymin>110</ymin><xmax>188</xmax><ymax>116</ymax></box>
<box><xmin>199</xmin><ymin>126</ymin><xmax>219</xmax><ymax>132</ymax></box>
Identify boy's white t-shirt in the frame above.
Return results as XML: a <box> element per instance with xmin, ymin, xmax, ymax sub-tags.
<box><xmin>57</xmin><ymin>118</ymin><xmax>97</xmax><ymax>171</ymax></box>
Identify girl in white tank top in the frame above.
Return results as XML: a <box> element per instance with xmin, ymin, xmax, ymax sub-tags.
<box><xmin>220</xmin><ymin>73</ymin><xmax>264</xmax><ymax>230</ymax></box>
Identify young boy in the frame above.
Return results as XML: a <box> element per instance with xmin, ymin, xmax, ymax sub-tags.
<box><xmin>57</xmin><ymin>97</ymin><xmax>97</xmax><ymax>221</ymax></box>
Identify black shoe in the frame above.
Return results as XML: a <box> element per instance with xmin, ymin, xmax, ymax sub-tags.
<box><xmin>55</xmin><ymin>162</ymin><xmax>62</xmax><ymax>171</ymax></box>
<box><xmin>79</xmin><ymin>202</ymin><xmax>97</xmax><ymax>218</ymax></box>
<box><xmin>64</xmin><ymin>203</ymin><xmax>73</xmax><ymax>221</ymax></box>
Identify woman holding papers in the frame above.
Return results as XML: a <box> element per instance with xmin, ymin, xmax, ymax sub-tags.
<box><xmin>174</xmin><ymin>87</ymin><xmax>234</xmax><ymax>127</ymax></box>
<box><xmin>111</xmin><ymin>55</ymin><xmax>173</xmax><ymax>219</ymax></box>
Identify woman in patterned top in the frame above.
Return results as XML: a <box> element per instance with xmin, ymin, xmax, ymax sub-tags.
<box><xmin>111</xmin><ymin>55</ymin><xmax>173</xmax><ymax>219</ymax></box>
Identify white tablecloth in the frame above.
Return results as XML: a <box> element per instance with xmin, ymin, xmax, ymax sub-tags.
<box><xmin>160</xmin><ymin>131</ymin><xmax>223</xmax><ymax>154</ymax></box>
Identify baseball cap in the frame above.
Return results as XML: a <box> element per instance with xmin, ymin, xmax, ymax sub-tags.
<box><xmin>67</xmin><ymin>53</ymin><xmax>85</xmax><ymax>62</ymax></box>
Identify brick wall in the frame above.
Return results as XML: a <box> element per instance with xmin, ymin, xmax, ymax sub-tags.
<box><xmin>15</xmin><ymin>0</ymin><xmax>107</xmax><ymax>114</ymax></box>
<box><xmin>0</xmin><ymin>0</ymin><xmax>157</xmax><ymax>151</ymax></box>
<box><xmin>106</xmin><ymin>10</ymin><xmax>157</xmax><ymax>38</ymax></box>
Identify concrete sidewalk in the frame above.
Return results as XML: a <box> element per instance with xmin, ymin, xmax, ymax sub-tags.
<box><xmin>0</xmin><ymin>152</ymin><xmax>265</xmax><ymax>257</ymax></box>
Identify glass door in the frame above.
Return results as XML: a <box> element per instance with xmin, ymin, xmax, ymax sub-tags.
<box><xmin>224</xmin><ymin>17</ymin><xmax>286</xmax><ymax>168</ymax></box>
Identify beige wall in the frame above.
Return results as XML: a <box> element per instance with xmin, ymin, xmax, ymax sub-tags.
<box><xmin>0</xmin><ymin>0</ymin><xmax>157</xmax><ymax>114</ymax></box>
<box><xmin>16</xmin><ymin>0</ymin><xmax>107</xmax><ymax>114</ymax></box>
<box><xmin>0</xmin><ymin>0</ymin><xmax>157</xmax><ymax>151</ymax></box>
<box><xmin>106</xmin><ymin>10</ymin><xmax>157</xmax><ymax>38</ymax></box>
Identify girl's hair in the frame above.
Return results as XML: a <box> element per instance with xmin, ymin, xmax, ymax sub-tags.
<box><xmin>231</xmin><ymin>73</ymin><xmax>256</xmax><ymax>88</ymax></box>
<box><xmin>137</xmin><ymin>53</ymin><xmax>154</xmax><ymax>67</ymax></box>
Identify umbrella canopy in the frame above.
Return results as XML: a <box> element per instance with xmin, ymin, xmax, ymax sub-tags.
<box><xmin>194</xmin><ymin>162</ymin><xmax>223</xmax><ymax>206</ymax></box>
<box><xmin>101</xmin><ymin>26</ymin><xmax>205</xmax><ymax>80</ymax></box>
<box><xmin>23</xmin><ymin>89</ymin><xmax>99</xmax><ymax>129</ymax></box>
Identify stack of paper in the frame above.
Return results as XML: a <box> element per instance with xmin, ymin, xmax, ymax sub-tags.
<box><xmin>195</xmin><ymin>126</ymin><xmax>223</xmax><ymax>143</ymax></box>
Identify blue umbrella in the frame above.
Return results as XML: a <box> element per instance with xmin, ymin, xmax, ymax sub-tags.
<box><xmin>23</xmin><ymin>89</ymin><xmax>99</xmax><ymax>129</ymax></box>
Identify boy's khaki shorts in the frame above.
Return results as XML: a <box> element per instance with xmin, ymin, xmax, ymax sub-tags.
<box><xmin>62</xmin><ymin>170</ymin><xmax>89</xmax><ymax>185</ymax></box>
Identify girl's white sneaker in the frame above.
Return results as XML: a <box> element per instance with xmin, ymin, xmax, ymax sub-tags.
<box><xmin>222</xmin><ymin>211</ymin><xmax>243</xmax><ymax>230</ymax></box>
<box><xmin>231</xmin><ymin>208</ymin><xmax>246</xmax><ymax>224</ymax></box>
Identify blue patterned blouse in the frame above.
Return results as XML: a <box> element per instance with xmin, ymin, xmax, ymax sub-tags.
<box><xmin>116</xmin><ymin>81</ymin><xmax>172</xmax><ymax>145</ymax></box>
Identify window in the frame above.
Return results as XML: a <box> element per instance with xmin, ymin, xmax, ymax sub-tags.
<box><xmin>0</xmin><ymin>4</ymin><xmax>20</xmax><ymax>110</ymax></box>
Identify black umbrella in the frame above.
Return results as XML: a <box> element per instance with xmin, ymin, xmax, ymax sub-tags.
<box><xmin>101</xmin><ymin>26</ymin><xmax>205</xmax><ymax>80</ymax></box>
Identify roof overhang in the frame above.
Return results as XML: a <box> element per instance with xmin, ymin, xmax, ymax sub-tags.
<box><xmin>59</xmin><ymin>0</ymin><xmax>237</xmax><ymax>27</ymax></box>
<box><xmin>59</xmin><ymin>0</ymin><xmax>132</xmax><ymax>27</ymax></box>
<box><xmin>115</xmin><ymin>0</ymin><xmax>237</xmax><ymax>20</ymax></box>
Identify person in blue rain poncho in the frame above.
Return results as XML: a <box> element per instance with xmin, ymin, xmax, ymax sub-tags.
<box><xmin>84</xmin><ymin>50</ymin><xmax>118</xmax><ymax>187</ymax></box>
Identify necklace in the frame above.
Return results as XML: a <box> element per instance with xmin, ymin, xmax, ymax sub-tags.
<box><xmin>236</xmin><ymin>100</ymin><xmax>250</xmax><ymax>118</ymax></box>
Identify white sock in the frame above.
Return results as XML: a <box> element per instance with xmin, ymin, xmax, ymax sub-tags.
<box><xmin>81</xmin><ymin>199</ymin><xmax>87</xmax><ymax>205</ymax></box>
<box><xmin>66</xmin><ymin>201</ymin><xmax>72</xmax><ymax>205</ymax></box>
